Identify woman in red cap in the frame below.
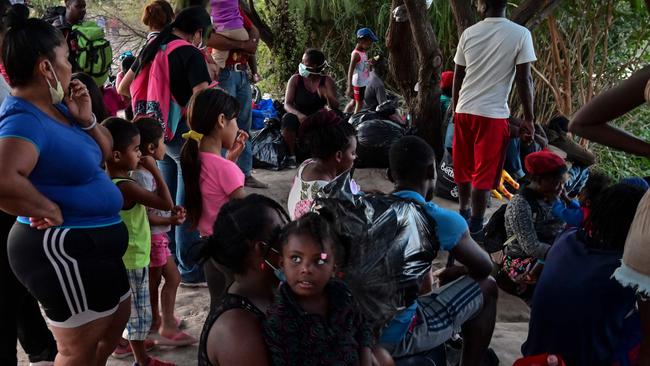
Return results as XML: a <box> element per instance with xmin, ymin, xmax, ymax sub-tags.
<box><xmin>500</xmin><ymin>150</ymin><xmax>567</xmax><ymax>301</ymax></box>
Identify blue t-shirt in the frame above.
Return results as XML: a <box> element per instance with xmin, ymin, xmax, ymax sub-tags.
<box><xmin>393</xmin><ymin>190</ymin><xmax>468</xmax><ymax>251</ymax></box>
<box><xmin>380</xmin><ymin>191</ymin><xmax>468</xmax><ymax>345</ymax></box>
<box><xmin>0</xmin><ymin>96</ymin><xmax>123</xmax><ymax>228</ymax></box>
<box><xmin>522</xmin><ymin>228</ymin><xmax>640</xmax><ymax>366</ymax></box>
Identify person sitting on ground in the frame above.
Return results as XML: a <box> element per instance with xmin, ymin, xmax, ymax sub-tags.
<box><xmin>569</xmin><ymin>62</ymin><xmax>650</xmax><ymax>366</ymax></box>
<box><xmin>198</xmin><ymin>194</ymin><xmax>290</xmax><ymax>366</ymax></box>
<box><xmin>504</xmin><ymin>116</ymin><xmax>548</xmax><ymax>181</ymax></box>
<box><xmin>544</xmin><ymin>115</ymin><xmax>595</xmax><ymax>196</ymax></box>
<box><xmin>523</xmin><ymin>183</ymin><xmax>646</xmax><ymax>366</ymax></box>
<box><xmin>501</xmin><ymin>150</ymin><xmax>567</xmax><ymax>301</ymax></box>
<box><xmin>552</xmin><ymin>171</ymin><xmax>611</xmax><ymax>228</ymax></box>
<box><xmin>282</xmin><ymin>48</ymin><xmax>339</xmax><ymax>168</ymax></box>
<box><xmin>286</xmin><ymin>110</ymin><xmax>357</xmax><ymax>220</ymax></box>
<box><xmin>363</xmin><ymin>56</ymin><xmax>388</xmax><ymax>112</ymax></box>
<box><xmin>381</xmin><ymin>136</ymin><xmax>498</xmax><ymax>366</ymax></box>
<box><xmin>263</xmin><ymin>212</ymin><xmax>379</xmax><ymax>366</ymax></box>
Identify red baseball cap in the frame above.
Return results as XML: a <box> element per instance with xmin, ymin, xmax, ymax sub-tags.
<box><xmin>440</xmin><ymin>71</ymin><xmax>454</xmax><ymax>89</ymax></box>
<box><xmin>525</xmin><ymin>150</ymin><xmax>567</xmax><ymax>176</ymax></box>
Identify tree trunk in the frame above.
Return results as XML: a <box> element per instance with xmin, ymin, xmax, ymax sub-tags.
<box><xmin>387</xmin><ymin>0</ymin><xmax>444</xmax><ymax>160</ymax></box>
<box><xmin>450</xmin><ymin>0</ymin><xmax>477</xmax><ymax>36</ymax></box>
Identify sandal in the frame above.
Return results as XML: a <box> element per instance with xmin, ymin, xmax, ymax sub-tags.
<box><xmin>151</xmin><ymin>331</ymin><xmax>197</xmax><ymax>347</ymax></box>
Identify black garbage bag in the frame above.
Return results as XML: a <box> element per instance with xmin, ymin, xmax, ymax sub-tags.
<box><xmin>313</xmin><ymin>172</ymin><xmax>440</xmax><ymax>330</ymax></box>
<box><xmin>354</xmin><ymin>119</ymin><xmax>405</xmax><ymax>168</ymax></box>
<box><xmin>251</xmin><ymin>119</ymin><xmax>287</xmax><ymax>170</ymax></box>
<box><xmin>435</xmin><ymin>151</ymin><xmax>459</xmax><ymax>202</ymax></box>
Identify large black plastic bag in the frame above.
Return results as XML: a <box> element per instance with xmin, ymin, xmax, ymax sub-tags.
<box><xmin>313</xmin><ymin>172</ymin><xmax>440</xmax><ymax>330</ymax></box>
<box><xmin>251</xmin><ymin>119</ymin><xmax>287</xmax><ymax>170</ymax></box>
<box><xmin>353</xmin><ymin>119</ymin><xmax>405</xmax><ymax>168</ymax></box>
<box><xmin>435</xmin><ymin>151</ymin><xmax>459</xmax><ymax>202</ymax></box>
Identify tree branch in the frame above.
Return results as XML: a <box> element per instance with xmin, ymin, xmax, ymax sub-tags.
<box><xmin>239</xmin><ymin>0</ymin><xmax>274</xmax><ymax>48</ymax></box>
<box><xmin>512</xmin><ymin>0</ymin><xmax>564</xmax><ymax>30</ymax></box>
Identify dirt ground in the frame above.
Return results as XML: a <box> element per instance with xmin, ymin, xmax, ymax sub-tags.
<box><xmin>18</xmin><ymin>167</ymin><xmax>530</xmax><ymax>366</ymax></box>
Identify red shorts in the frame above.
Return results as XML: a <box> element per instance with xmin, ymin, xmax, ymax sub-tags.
<box><xmin>452</xmin><ymin>113</ymin><xmax>510</xmax><ymax>190</ymax></box>
<box><xmin>353</xmin><ymin>86</ymin><xmax>366</xmax><ymax>102</ymax></box>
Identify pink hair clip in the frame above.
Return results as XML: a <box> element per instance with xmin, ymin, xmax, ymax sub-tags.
<box><xmin>320</xmin><ymin>253</ymin><xmax>328</xmax><ymax>260</ymax></box>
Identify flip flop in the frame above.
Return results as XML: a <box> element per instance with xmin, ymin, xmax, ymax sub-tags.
<box><xmin>151</xmin><ymin>331</ymin><xmax>197</xmax><ymax>347</ymax></box>
<box><xmin>175</xmin><ymin>316</ymin><xmax>185</xmax><ymax>329</ymax></box>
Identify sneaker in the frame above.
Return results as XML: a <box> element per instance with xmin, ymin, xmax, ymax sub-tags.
<box><xmin>112</xmin><ymin>339</ymin><xmax>156</xmax><ymax>359</ymax></box>
<box><xmin>283</xmin><ymin>155</ymin><xmax>297</xmax><ymax>169</ymax></box>
<box><xmin>244</xmin><ymin>175</ymin><xmax>269</xmax><ymax>189</ymax></box>
<box><xmin>133</xmin><ymin>356</ymin><xmax>176</xmax><ymax>366</ymax></box>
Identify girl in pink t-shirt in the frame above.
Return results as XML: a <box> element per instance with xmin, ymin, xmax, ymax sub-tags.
<box><xmin>180</xmin><ymin>88</ymin><xmax>249</xmax><ymax>237</ymax></box>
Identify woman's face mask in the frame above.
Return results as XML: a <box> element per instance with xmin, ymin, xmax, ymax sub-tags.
<box><xmin>298</xmin><ymin>62</ymin><xmax>327</xmax><ymax>78</ymax></box>
<box><xmin>45</xmin><ymin>60</ymin><xmax>64</xmax><ymax>105</ymax></box>
<box><xmin>298</xmin><ymin>63</ymin><xmax>312</xmax><ymax>78</ymax></box>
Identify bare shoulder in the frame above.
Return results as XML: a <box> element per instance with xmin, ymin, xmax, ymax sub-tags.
<box><xmin>207</xmin><ymin>308</ymin><xmax>269</xmax><ymax>366</ymax></box>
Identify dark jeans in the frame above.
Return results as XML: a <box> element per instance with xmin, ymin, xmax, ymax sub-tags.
<box><xmin>0</xmin><ymin>212</ymin><xmax>57</xmax><ymax>365</ymax></box>
<box><xmin>159</xmin><ymin>120</ymin><xmax>204</xmax><ymax>283</ymax></box>
<box><xmin>504</xmin><ymin>138</ymin><xmax>542</xmax><ymax>180</ymax></box>
<box><xmin>218</xmin><ymin>69</ymin><xmax>253</xmax><ymax>176</ymax></box>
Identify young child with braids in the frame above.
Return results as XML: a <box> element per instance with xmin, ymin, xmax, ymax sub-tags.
<box><xmin>286</xmin><ymin>110</ymin><xmax>357</xmax><ymax>220</ymax></box>
<box><xmin>263</xmin><ymin>212</ymin><xmax>375</xmax><ymax>366</ymax></box>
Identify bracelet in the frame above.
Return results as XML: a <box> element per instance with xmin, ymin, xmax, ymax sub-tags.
<box><xmin>80</xmin><ymin>113</ymin><xmax>97</xmax><ymax>131</ymax></box>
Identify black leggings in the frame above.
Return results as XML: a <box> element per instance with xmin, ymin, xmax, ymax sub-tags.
<box><xmin>0</xmin><ymin>212</ymin><xmax>57</xmax><ymax>365</ymax></box>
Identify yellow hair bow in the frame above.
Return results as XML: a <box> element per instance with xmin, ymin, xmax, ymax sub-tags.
<box><xmin>182</xmin><ymin>130</ymin><xmax>204</xmax><ymax>142</ymax></box>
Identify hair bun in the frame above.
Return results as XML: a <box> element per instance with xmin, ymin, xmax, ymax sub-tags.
<box><xmin>5</xmin><ymin>3</ymin><xmax>29</xmax><ymax>29</ymax></box>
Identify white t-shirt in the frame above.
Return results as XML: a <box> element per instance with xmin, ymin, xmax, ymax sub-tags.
<box><xmin>130</xmin><ymin>168</ymin><xmax>171</xmax><ymax>235</ymax></box>
<box><xmin>454</xmin><ymin>17</ymin><xmax>536</xmax><ymax>119</ymax></box>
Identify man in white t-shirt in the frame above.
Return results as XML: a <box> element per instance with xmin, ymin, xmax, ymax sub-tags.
<box><xmin>452</xmin><ymin>0</ymin><xmax>536</xmax><ymax>239</ymax></box>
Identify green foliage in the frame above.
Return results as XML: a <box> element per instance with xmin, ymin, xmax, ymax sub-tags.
<box><xmin>592</xmin><ymin>107</ymin><xmax>650</xmax><ymax>180</ymax></box>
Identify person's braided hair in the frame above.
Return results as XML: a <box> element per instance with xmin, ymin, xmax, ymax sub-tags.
<box><xmin>278</xmin><ymin>211</ymin><xmax>348</xmax><ymax>266</ymax></box>
<box><xmin>586</xmin><ymin>183</ymin><xmax>646</xmax><ymax>251</ymax></box>
<box><xmin>299</xmin><ymin>110</ymin><xmax>356</xmax><ymax>160</ymax></box>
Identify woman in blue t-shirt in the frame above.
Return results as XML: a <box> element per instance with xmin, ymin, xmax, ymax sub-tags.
<box><xmin>0</xmin><ymin>12</ymin><xmax>130</xmax><ymax>366</ymax></box>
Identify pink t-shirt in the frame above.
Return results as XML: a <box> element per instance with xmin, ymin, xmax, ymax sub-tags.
<box><xmin>198</xmin><ymin>152</ymin><xmax>245</xmax><ymax>237</ymax></box>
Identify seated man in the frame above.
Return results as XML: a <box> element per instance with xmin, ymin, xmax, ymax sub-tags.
<box><xmin>523</xmin><ymin>183</ymin><xmax>646</xmax><ymax>366</ymax></box>
<box><xmin>364</xmin><ymin>56</ymin><xmax>388</xmax><ymax>112</ymax></box>
<box><xmin>544</xmin><ymin>115</ymin><xmax>595</xmax><ymax>196</ymax></box>
<box><xmin>382</xmin><ymin>136</ymin><xmax>498</xmax><ymax>366</ymax></box>
<box><xmin>504</xmin><ymin>117</ymin><xmax>548</xmax><ymax>180</ymax></box>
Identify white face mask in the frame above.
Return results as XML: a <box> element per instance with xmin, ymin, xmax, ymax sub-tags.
<box><xmin>45</xmin><ymin>61</ymin><xmax>64</xmax><ymax>105</ymax></box>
